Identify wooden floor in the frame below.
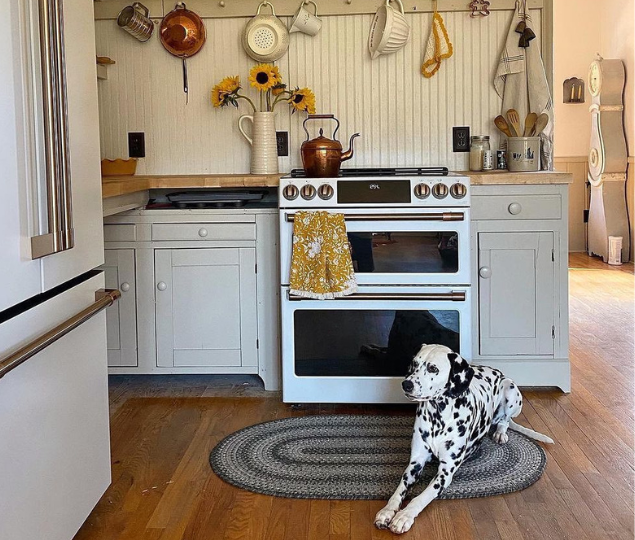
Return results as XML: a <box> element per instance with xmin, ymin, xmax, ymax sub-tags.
<box><xmin>75</xmin><ymin>254</ymin><xmax>634</xmax><ymax>540</ymax></box>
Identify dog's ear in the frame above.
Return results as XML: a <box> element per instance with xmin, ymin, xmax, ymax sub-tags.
<box><xmin>446</xmin><ymin>352</ymin><xmax>474</xmax><ymax>397</ymax></box>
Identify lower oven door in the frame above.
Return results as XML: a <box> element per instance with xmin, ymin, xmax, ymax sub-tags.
<box><xmin>281</xmin><ymin>286</ymin><xmax>472</xmax><ymax>404</ymax></box>
<box><xmin>280</xmin><ymin>208</ymin><xmax>471</xmax><ymax>286</ymax></box>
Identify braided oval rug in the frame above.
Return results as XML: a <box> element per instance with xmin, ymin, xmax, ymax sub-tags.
<box><xmin>209</xmin><ymin>415</ymin><xmax>546</xmax><ymax>500</ymax></box>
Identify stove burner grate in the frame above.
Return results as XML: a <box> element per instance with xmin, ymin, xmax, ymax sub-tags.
<box><xmin>289</xmin><ymin>167</ymin><xmax>449</xmax><ymax>179</ymax></box>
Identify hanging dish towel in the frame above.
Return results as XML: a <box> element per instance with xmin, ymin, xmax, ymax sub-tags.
<box><xmin>289</xmin><ymin>211</ymin><xmax>357</xmax><ymax>300</ymax></box>
<box><xmin>421</xmin><ymin>10</ymin><xmax>453</xmax><ymax>78</ymax></box>
<box><xmin>493</xmin><ymin>0</ymin><xmax>554</xmax><ymax>169</ymax></box>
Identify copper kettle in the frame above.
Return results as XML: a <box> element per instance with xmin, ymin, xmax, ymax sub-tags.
<box><xmin>301</xmin><ymin>114</ymin><xmax>360</xmax><ymax>178</ymax></box>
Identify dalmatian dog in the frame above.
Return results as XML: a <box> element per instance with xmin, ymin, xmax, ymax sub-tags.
<box><xmin>375</xmin><ymin>344</ymin><xmax>554</xmax><ymax>535</ymax></box>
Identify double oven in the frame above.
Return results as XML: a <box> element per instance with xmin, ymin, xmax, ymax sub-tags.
<box><xmin>279</xmin><ymin>168</ymin><xmax>471</xmax><ymax>403</ymax></box>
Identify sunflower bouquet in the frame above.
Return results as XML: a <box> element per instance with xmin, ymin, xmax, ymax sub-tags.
<box><xmin>211</xmin><ymin>63</ymin><xmax>316</xmax><ymax>114</ymax></box>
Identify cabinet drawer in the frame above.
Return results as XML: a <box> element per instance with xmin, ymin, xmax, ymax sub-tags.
<box><xmin>151</xmin><ymin>223</ymin><xmax>256</xmax><ymax>241</ymax></box>
<box><xmin>472</xmin><ymin>195</ymin><xmax>561</xmax><ymax>221</ymax></box>
<box><xmin>104</xmin><ymin>224</ymin><xmax>137</xmax><ymax>242</ymax></box>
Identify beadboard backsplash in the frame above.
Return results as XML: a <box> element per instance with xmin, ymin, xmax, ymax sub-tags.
<box><xmin>95</xmin><ymin>9</ymin><xmax>542</xmax><ymax>174</ymax></box>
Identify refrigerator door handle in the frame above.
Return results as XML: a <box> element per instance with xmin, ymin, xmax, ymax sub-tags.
<box><xmin>30</xmin><ymin>0</ymin><xmax>74</xmax><ymax>259</ymax></box>
<box><xmin>0</xmin><ymin>289</ymin><xmax>120</xmax><ymax>379</ymax></box>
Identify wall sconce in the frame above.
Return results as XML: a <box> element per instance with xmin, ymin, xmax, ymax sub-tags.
<box><xmin>563</xmin><ymin>77</ymin><xmax>585</xmax><ymax>103</ymax></box>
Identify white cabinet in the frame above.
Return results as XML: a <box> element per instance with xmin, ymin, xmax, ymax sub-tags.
<box><xmin>155</xmin><ymin>248</ymin><xmax>258</xmax><ymax>368</ymax></box>
<box><xmin>471</xmin><ymin>183</ymin><xmax>570</xmax><ymax>392</ymax></box>
<box><xmin>102</xmin><ymin>249</ymin><xmax>138</xmax><ymax>367</ymax></box>
<box><xmin>478</xmin><ymin>231</ymin><xmax>555</xmax><ymax>356</ymax></box>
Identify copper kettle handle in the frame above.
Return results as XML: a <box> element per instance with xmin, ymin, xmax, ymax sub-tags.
<box><xmin>303</xmin><ymin>114</ymin><xmax>340</xmax><ymax>141</ymax></box>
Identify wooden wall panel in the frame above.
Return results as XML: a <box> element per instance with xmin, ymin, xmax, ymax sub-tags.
<box><xmin>95</xmin><ymin>9</ymin><xmax>541</xmax><ymax>174</ymax></box>
<box><xmin>554</xmin><ymin>157</ymin><xmax>588</xmax><ymax>253</ymax></box>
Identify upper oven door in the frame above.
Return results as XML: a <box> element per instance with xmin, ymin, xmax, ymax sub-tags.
<box><xmin>280</xmin><ymin>208</ymin><xmax>471</xmax><ymax>286</ymax></box>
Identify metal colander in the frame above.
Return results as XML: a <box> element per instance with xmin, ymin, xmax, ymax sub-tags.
<box><xmin>242</xmin><ymin>1</ymin><xmax>289</xmax><ymax>62</ymax></box>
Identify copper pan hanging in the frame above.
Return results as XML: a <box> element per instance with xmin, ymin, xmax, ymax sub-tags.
<box><xmin>160</xmin><ymin>2</ymin><xmax>206</xmax><ymax>103</ymax></box>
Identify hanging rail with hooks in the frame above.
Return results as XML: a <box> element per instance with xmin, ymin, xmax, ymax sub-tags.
<box><xmin>95</xmin><ymin>0</ymin><xmax>544</xmax><ymax>21</ymax></box>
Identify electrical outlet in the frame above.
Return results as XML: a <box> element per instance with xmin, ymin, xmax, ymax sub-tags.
<box><xmin>276</xmin><ymin>131</ymin><xmax>289</xmax><ymax>157</ymax></box>
<box><xmin>128</xmin><ymin>132</ymin><xmax>145</xmax><ymax>158</ymax></box>
<box><xmin>452</xmin><ymin>127</ymin><xmax>470</xmax><ymax>152</ymax></box>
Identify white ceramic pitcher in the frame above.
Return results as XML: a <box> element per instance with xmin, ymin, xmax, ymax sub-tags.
<box><xmin>238</xmin><ymin>112</ymin><xmax>279</xmax><ymax>175</ymax></box>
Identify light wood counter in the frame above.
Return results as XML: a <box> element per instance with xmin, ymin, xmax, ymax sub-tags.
<box><xmin>102</xmin><ymin>174</ymin><xmax>283</xmax><ymax>199</ymax></box>
<box><xmin>102</xmin><ymin>170</ymin><xmax>573</xmax><ymax>199</ymax></box>
<box><xmin>463</xmin><ymin>170</ymin><xmax>573</xmax><ymax>185</ymax></box>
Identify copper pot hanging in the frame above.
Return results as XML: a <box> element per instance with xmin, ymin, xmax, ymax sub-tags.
<box><xmin>160</xmin><ymin>2</ymin><xmax>206</xmax><ymax>103</ymax></box>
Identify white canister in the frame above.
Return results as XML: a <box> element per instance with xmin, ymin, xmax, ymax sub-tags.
<box><xmin>608</xmin><ymin>236</ymin><xmax>623</xmax><ymax>265</ymax></box>
<box><xmin>507</xmin><ymin>137</ymin><xmax>540</xmax><ymax>172</ymax></box>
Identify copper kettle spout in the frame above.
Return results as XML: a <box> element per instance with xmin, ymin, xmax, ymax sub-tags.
<box><xmin>341</xmin><ymin>133</ymin><xmax>360</xmax><ymax>162</ymax></box>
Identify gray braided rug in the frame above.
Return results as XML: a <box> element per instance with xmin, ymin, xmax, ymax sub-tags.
<box><xmin>210</xmin><ymin>415</ymin><xmax>546</xmax><ymax>500</ymax></box>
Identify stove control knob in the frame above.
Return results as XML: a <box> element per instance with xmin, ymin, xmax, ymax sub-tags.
<box><xmin>414</xmin><ymin>183</ymin><xmax>431</xmax><ymax>199</ymax></box>
<box><xmin>432</xmin><ymin>183</ymin><xmax>449</xmax><ymax>199</ymax></box>
<box><xmin>283</xmin><ymin>184</ymin><xmax>299</xmax><ymax>200</ymax></box>
<box><xmin>450</xmin><ymin>183</ymin><xmax>467</xmax><ymax>199</ymax></box>
<box><xmin>318</xmin><ymin>184</ymin><xmax>334</xmax><ymax>200</ymax></box>
<box><xmin>301</xmin><ymin>185</ymin><xmax>316</xmax><ymax>200</ymax></box>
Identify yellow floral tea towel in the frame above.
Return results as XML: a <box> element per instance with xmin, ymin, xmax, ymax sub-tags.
<box><xmin>289</xmin><ymin>211</ymin><xmax>357</xmax><ymax>300</ymax></box>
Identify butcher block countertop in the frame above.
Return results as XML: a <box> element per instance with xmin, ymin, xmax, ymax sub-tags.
<box><xmin>102</xmin><ymin>174</ymin><xmax>283</xmax><ymax>199</ymax></box>
<box><xmin>102</xmin><ymin>170</ymin><xmax>572</xmax><ymax>198</ymax></box>
<box><xmin>464</xmin><ymin>170</ymin><xmax>573</xmax><ymax>185</ymax></box>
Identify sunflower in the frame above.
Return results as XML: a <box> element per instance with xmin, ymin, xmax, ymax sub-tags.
<box><xmin>288</xmin><ymin>87</ymin><xmax>316</xmax><ymax>114</ymax></box>
<box><xmin>249</xmin><ymin>63</ymin><xmax>278</xmax><ymax>92</ymax></box>
<box><xmin>271</xmin><ymin>82</ymin><xmax>287</xmax><ymax>96</ymax></box>
<box><xmin>211</xmin><ymin>75</ymin><xmax>241</xmax><ymax>108</ymax></box>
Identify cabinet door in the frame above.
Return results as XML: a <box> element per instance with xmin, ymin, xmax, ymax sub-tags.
<box><xmin>102</xmin><ymin>250</ymin><xmax>138</xmax><ymax>367</ymax></box>
<box><xmin>155</xmin><ymin>248</ymin><xmax>258</xmax><ymax>368</ymax></box>
<box><xmin>478</xmin><ymin>232</ymin><xmax>554</xmax><ymax>356</ymax></box>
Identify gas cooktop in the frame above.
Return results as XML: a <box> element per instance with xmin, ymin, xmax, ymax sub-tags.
<box><xmin>289</xmin><ymin>167</ymin><xmax>449</xmax><ymax>178</ymax></box>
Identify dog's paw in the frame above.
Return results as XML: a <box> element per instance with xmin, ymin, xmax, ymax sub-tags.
<box><xmin>389</xmin><ymin>510</ymin><xmax>415</xmax><ymax>534</ymax></box>
<box><xmin>493</xmin><ymin>430</ymin><xmax>509</xmax><ymax>444</ymax></box>
<box><xmin>374</xmin><ymin>507</ymin><xmax>396</xmax><ymax>529</ymax></box>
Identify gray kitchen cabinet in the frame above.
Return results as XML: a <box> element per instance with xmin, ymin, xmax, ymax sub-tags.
<box><xmin>478</xmin><ymin>231</ymin><xmax>554</xmax><ymax>356</ymax></box>
<box><xmin>471</xmin><ymin>183</ymin><xmax>570</xmax><ymax>392</ymax></box>
<box><xmin>101</xmin><ymin>249</ymin><xmax>138</xmax><ymax>367</ymax></box>
<box><xmin>154</xmin><ymin>248</ymin><xmax>258</xmax><ymax>368</ymax></box>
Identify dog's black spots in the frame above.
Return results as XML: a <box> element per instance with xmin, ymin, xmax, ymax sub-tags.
<box><xmin>447</xmin><ymin>353</ymin><xmax>458</xmax><ymax>362</ymax></box>
<box><xmin>485</xmin><ymin>376</ymin><xmax>492</xmax><ymax>384</ymax></box>
<box><xmin>450</xmin><ymin>452</ymin><xmax>458</xmax><ymax>460</ymax></box>
<box><xmin>412</xmin><ymin>463</ymin><xmax>423</xmax><ymax>475</ymax></box>
<box><xmin>438</xmin><ymin>401</ymin><xmax>447</xmax><ymax>412</ymax></box>
<box><xmin>457</xmin><ymin>425</ymin><xmax>466</xmax><ymax>437</ymax></box>
<box><xmin>400</xmin><ymin>489</ymin><xmax>406</xmax><ymax>497</ymax></box>
<box><xmin>402</xmin><ymin>473</ymin><xmax>409</xmax><ymax>482</ymax></box>
<box><xmin>447</xmin><ymin>426</ymin><xmax>453</xmax><ymax>432</ymax></box>
<box><xmin>445</xmin><ymin>440</ymin><xmax>454</xmax><ymax>450</ymax></box>
<box><xmin>453</xmin><ymin>412</ymin><xmax>460</xmax><ymax>419</ymax></box>
<box><xmin>433</xmin><ymin>483</ymin><xmax>440</xmax><ymax>490</ymax></box>
<box><xmin>510</xmin><ymin>383</ymin><xmax>515</xmax><ymax>388</ymax></box>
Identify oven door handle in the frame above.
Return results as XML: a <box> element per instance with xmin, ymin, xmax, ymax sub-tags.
<box><xmin>284</xmin><ymin>212</ymin><xmax>465</xmax><ymax>222</ymax></box>
<box><xmin>288</xmin><ymin>291</ymin><xmax>467</xmax><ymax>301</ymax></box>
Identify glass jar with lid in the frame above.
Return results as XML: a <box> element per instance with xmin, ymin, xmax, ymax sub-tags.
<box><xmin>469</xmin><ymin>136</ymin><xmax>490</xmax><ymax>171</ymax></box>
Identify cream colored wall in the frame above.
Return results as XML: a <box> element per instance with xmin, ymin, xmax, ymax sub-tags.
<box><xmin>95</xmin><ymin>9</ymin><xmax>542</xmax><ymax>175</ymax></box>
<box><xmin>553</xmin><ymin>0</ymin><xmax>634</xmax><ymax>256</ymax></box>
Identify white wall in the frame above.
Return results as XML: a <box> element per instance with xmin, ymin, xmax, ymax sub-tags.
<box><xmin>553</xmin><ymin>0</ymin><xmax>634</xmax><ymax>157</ymax></box>
<box><xmin>95</xmin><ymin>9</ymin><xmax>541</xmax><ymax>175</ymax></box>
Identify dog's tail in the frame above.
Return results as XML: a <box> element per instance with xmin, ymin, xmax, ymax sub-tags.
<box><xmin>509</xmin><ymin>420</ymin><xmax>554</xmax><ymax>444</ymax></box>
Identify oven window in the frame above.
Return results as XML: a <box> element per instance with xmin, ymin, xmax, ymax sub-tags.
<box><xmin>347</xmin><ymin>232</ymin><xmax>459</xmax><ymax>274</ymax></box>
<box><xmin>294</xmin><ymin>309</ymin><xmax>460</xmax><ymax>377</ymax></box>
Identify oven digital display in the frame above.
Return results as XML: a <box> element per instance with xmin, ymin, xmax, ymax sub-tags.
<box><xmin>337</xmin><ymin>180</ymin><xmax>411</xmax><ymax>204</ymax></box>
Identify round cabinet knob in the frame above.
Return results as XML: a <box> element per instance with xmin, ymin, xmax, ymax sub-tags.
<box><xmin>432</xmin><ymin>183</ymin><xmax>449</xmax><ymax>199</ymax></box>
<box><xmin>508</xmin><ymin>202</ymin><xmax>522</xmax><ymax>215</ymax></box>
<box><xmin>283</xmin><ymin>184</ymin><xmax>299</xmax><ymax>200</ymax></box>
<box><xmin>479</xmin><ymin>267</ymin><xmax>492</xmax><ymax>279</ymax></box>
<box><xmin>414</xmin><ymin>183</ymin><xmax>431</xmax><ymax>199</ymax></box>
<box><xmin>198</xmin><ymin>228</ymin><xmax>208</xmax><ymax>237</ymax></box>
<box><xmin>157</xmin><ymin>281</ymin><xmax>167</xmax><ymax>291</ymax></box>
<box><xmin>301</xmin><ymin>184</ymin><xmax>316</xmax><ymax>200</ymax></box>
<box><xmin>318</xmin><ymin>184</ymin><xmax>334</xmax><ymax>200</ymax></box>
<box><xmin>120</xmin><ymin>282</ymin><xmax>130</xmax><ymax>292</ymax></box>
<box><xmin>450</xmin><ymin>183</ymin><xmax>467</xmax><ymax>199</ymax></box>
